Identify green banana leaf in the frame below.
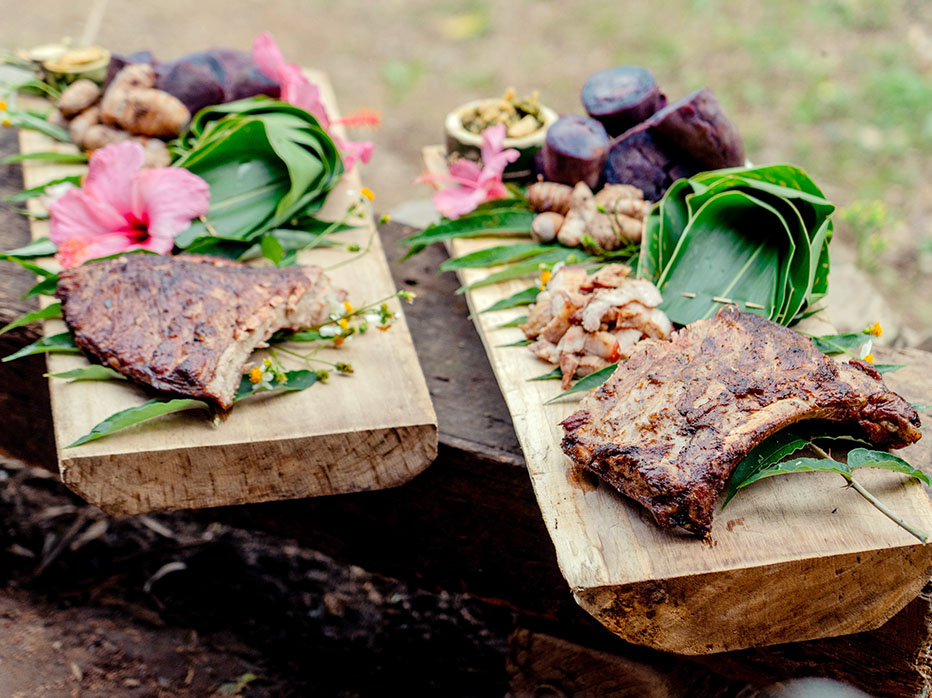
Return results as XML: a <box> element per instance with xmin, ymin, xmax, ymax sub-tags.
<box><xmin>639</xmin><ymin>164</ymin><xmax>834</xmax><ymax>327</ymax></box>
<box><xmin>171</xmin><ymin>98</ymin><xmax>344</xmax><ymax>251</ymax></box>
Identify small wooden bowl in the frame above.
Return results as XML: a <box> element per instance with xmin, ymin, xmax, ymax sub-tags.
<box><xmin>444</xmin><ymin>99</ymin><xmax>558</xmax><ymax>181</ymax></box>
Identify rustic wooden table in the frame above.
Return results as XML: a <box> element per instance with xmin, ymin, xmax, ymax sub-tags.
<box><xmin>1</xmin><ymin>126</ymin><xmax>930</xmax><ymax>697</ymax></box>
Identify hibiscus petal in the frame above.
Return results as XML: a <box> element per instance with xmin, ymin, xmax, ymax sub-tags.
<box><xmin>480</xmin><ymin>123</ymin><xmax>508</xmax><ymax>166</ymax></box>
<box><xmin>83</xmin><ymin>142</ymin><xmax>145</xmax><ymax>217</ymax></box>
<box><xmin>280</xmin><ymin>64</ymin><xmax>330</xmax><ymax>126</ymax></box>
<box><xmin>49</xmin><ymin>188</ymin><xmax>126</xmax><ymax>245</ymax></box>
<box><xmin>432</xmin><ymin>184</ymin><xmax>487</xmax><ymax>219</ymax></box>
<box><xmin>335</xmin><ymin>137</ymin><xmax>374</xmax><ymax>172</ymax></box>
<box><xmin>131</xmin><ymin>236</ymin><xmax>175</xmax><ymax>255</ymax></box>
<box><xmin>55</xmin><ymin>233</ymin><xmax>138</xmax><ymax>269</ymax></box>
<box><xmin>252</xmin><ymin>32</ymin><xmax>286</xmax><ymax>81</ymax></box>
<box><xmin>448</xmin><ymin>158</ymin><xmax>482</xmax><ymax>182</ymax></box>
<box><xmin>131</xmin><ymin>168</ymin><xmax>211</xmax><ymax>242</ymax></box>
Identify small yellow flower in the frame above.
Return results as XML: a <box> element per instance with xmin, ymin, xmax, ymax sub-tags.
<box><xmin>868</xmin><ymin>321</ymin><xmax>883</xmax><ymax>337</ymax></box>
<box><xmin>360</xmin><ymin>187</ymin><xmax>375</xmax><ymax>201</ymax></box>
<box><xmin>539</xmin><ymin>269</ymin><xmax>552</xmax><ymax>287</ymax></box>
<box><xmin>343</xmin><ymin>300</ymin><xmax>354</xmax><ymax>314</ymax></box>
<box><xmin>339</xmin><ymin>317</ymin><xmax>349</xmax><ymax>330</ymax></box>
<box><xmin>0</xmin><ymin>100</ymin><xmax>7</xmax><ymax>111</ymax></box>
<box><xmin>863</xmin><ymin>353</ymin><xmax>875</xmax><ymax>364</ymax></box>
<box><xmin>379</xmin><ymin>213</ymin><xmax>392</xmax><ymax>225</ymax></box>
<box><xmin>377</xmin><ymin>324</ymin><xmax>392</xmax><ymax>332</ymax></box>
<box><xmin>333</xmin><ymin>335</ymin><xmax>345</xmax><ymax>347</ymax></box>
<box><xmin>248</xmin><ymin>366</ymin><xmax>264</xmax><ymax>384</ymax></box>
<box><xmin>1</xmin><ymin>118</ymin><xmax>11</xmax><ymax>128</ymax></box>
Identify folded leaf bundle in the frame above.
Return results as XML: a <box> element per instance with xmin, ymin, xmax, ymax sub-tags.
<box><xmin>638</xmin><ymin>164</ymin><xmax>833</xmax><ymax>326</ymax></box>
<box><xmin>171</xmin><ymin>99</ymin><xmax>344</xmax><ymax>256</ymax></box>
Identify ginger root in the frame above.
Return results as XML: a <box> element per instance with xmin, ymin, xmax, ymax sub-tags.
<box><xmin>530</xmin><ymin>180</ymin><xmax>648</xmax><ymax>251</ymax></box>
<box><xmin>68</xmin><ymin>106</ymin><xmax>101</xmax><ymax>148</ymax></box>
<box><xmin>57</xmin><ymin>78</ymin><xmax>101</xmax><ymax>117</ymax></box>
<box><xmin>82</xmin><ymin>124</ymin><xmax>131</xmax><ymax>151</ymax></box>
<box><xmin>101</xmin><ymin>87</ymin><xmax>190</xmax><ymax>137</ymax></box>
<box><xmin>527</xmin><ymin>181</ymin><xmax>573</xmax><ymax>215</ymax></box>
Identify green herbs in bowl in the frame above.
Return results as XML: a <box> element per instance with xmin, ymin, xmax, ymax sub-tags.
<box><xmin>445</xmin><ymin>89</ymin><xmax>558</xmax><ymax>181</ymax></box>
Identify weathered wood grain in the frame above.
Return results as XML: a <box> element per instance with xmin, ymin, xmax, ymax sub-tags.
<box><xmin>423</xmin><ymin>145</ymin><xmax>932</xmax><ymax>654</ymax></box>
<box><xmin>7</xmin><ymin>73</ymin><xmax>438</xmax><ymax>515</ymax></box>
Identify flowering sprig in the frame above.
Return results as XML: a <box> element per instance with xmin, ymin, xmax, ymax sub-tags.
<box><xmin>267</xmin><ymin>290</ymin><xmax>415</xmax><ymax>373</ymax></box>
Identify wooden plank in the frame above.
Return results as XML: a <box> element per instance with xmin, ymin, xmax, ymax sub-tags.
<box><xmin>5</xmin><ymin>189</ymin><xmax>932</xmax><ymax>697</ymax></box>
<box><xmin>6</xmin><ymin>73</ymin><xmax>438</xmax><ymax>515</ymax></box>
<box><xmin>423</xmin><ymin>144</ymin><xmax>932</xmax><ymax>654</ymax></box>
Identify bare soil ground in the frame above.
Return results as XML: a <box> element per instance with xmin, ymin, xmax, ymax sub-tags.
<box><xmin>0</xmin><ymin>457</ymin><xmax>515</xmax><ymax>696</ymax></box>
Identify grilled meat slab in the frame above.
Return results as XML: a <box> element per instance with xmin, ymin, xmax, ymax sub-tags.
<box><xmin>561</xmin><ymin>308</ymin><xmax>922</xmax><ymax>535</ymax></box>
<box><xmin>57</xmin><ymin>254</ymin><xmax>346</xmax><ymax>409</ymax></box>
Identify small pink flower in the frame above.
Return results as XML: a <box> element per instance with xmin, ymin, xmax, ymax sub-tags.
<box><xmin>420</xmin><ymin>124</ymin><xmax>519</xmax><ymax>219</ymax></box>
<box><xmin>49</xmin><ymin>142</ymin><xmax>210</xmax><ymax>268</ymax></box>
<box><xmin>252</xmin><ymin>32</ymin><xmax>374</xmax><ymax>172</ymax></box>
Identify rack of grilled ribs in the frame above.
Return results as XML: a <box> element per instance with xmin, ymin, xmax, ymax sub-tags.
<box><xmin>56</xmin><ymin>254</ymin><xmax>346</xmax><ymax>409</ymax></box>
<box><xmin>561</xmin><ymin>307</ymin><xmax>922</xmax><ymax>535</ymax></box>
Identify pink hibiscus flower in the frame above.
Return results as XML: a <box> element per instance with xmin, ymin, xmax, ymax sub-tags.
<box><xmin>421</xmin><ymin>123</ymin><xmax>519</xmax><ymax>219</ymax></box>
<box><xmin>49</xmin><ymin>142</ymin><xmax>210</xmax><ymax>268</ymax></box>
<box><xmin>252</xmin><ymin>32</ymin><xmax>374</xmax><ymax>171</ymax></box>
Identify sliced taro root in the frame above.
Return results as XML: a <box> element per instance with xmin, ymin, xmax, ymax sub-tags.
<box><xmin>646</xmin><ymin>87</ymin><xmax>744</xmax><ymax>170</ymax></box>
<box><xmin>581</xmin><ymin>65</ymin><xmax>666</xmax><ymax>137</ymax></box>
<box><xmin>542</xmin><ymin>115</ymin><xmax>611</xmax><ymax>188</ymax></box>
<box><xmin>604</xmin><ymin>125</ymin><xmax>696</xmax><ymax>202</ymax></box>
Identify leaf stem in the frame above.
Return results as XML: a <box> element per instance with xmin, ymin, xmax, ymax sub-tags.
<box><xmin>810</xmin><ymin>443</ymin><xmax>928</xmax><ymax>543</ymax></box>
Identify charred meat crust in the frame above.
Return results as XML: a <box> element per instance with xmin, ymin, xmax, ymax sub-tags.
<box><xmin>56</xmin><ymin>254</ymin><xmax>345</xmax><ymax>409</ymax></box>
<box><xmin>560</xmin><ymin>307</ymin><xmax>922</xmax><ymax>535</ymax></box>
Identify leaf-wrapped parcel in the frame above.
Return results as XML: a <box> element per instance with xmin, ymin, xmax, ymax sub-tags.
<box><xmin>638</xmin><ymin>164</ymin><xmax>834</xmax><ymax>326</ymax></box>
<box><xmin>171</xmin><ymin>98</ymin><xmax>344</xmax><ymax>256</ymax></box>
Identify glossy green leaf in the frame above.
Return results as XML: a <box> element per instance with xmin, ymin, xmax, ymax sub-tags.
<box><xmin>847</xmin><ymin>448</ymin><xmax>932</xmax><ymax>486</ymax></box>
<box><xmin>0</xmin><ymin>254</ymin><xmax>56</xmax><ymax>277</ymax></box>
<box><xmin>496</xmin><ymin>314</ymin><xmax>527</xmax><ymax>329</ymax></box>
<box><xmin>736</xmin><ymin>455</ymin><xmax>851</xmax><ymax>489</ymax></box>
<box><xmin>723</xmin><ymin>430</ymin><xmax>812</xmax><ymax>507</ymax></box>
<box><xmin>544</xmin><ymin>363</ymin><xmax>618</xmax><ymax>404</ymax></box>
<box><xmin>809</xmin><ymin>333</ymin><xmax>864</xmax><ymax>355</ymax></box>
<box><xmin>3</xmin><ymin>331</ymin><xmax>79</xmax><ymax>361</ymax></box>
<box><xmin>260</xmin><ymin>232</ymin><xmax>285</xmax><ymax>265</ymax></box>
<box><xmin>23</xmin><ymin>274</ymin><xmax>58</xmax><ymax>297</ymax></box>
<box><xmin>3</xmin><ymin>109</ymin><xmax>70</xmax><ymax>142</ymax></box>
<box><xmin>0</xmin><ymin>301</ymin><xmax>61</xmax><ymax>335</ymax></box>
<box><xmin>478</xmin><ymin>285</ymin><xmax>539</xmax><ymax>314</ymax></box>
<box><xmin>4</xmin><ymin>177</ymin><xmax>80</xmax><ymax>204</ymax></box>
<box><xmin>457</xmin><ymin>250</ymin><xmax>593</xmax><ymax>294</ymax></box>
<box><xmin>1</xmin><ymin>236</ymin><xmax>58</xmax><ymax>257</ymax></box>
<box><xmin>875</xmin><ymin>363</ymin><xmax>906</xmax><ymax>374</ymax></box>
<box><xmin>234</xmin><ymin>369</ymin><xmax>317</xmax><ymax>400</ymax></box>
<box><xmin>400</xmin><ymin>210</ymin><xmax>536</xmax><ymax>248</ymax></box>
<box><xmin>46</xmin><ymin>365</ymin><xmax>126</xmax><ymax>382</ymax></box>
<box><xmin>66</xmin><ymin>398</ymin><xmax>209</xmax><ymax>447</ymax></box>
<box><xmin>497</xmin><ymin>338</ymin><xmax>532</xmax><ymax>347</ymax></box>
<box><xmin>1</xmin><ymin>151</ymin><xmax>88</xmax><ymax>165</ymax></box>
<box><xmin>440</xmin><ymin>243</ymin><xmax>558</xmax><ymax>271</ymax></box>
<box><xmin>529</xmin><ymin>367</ymin><xmax>562</xmax><ymax>381</ymax></box>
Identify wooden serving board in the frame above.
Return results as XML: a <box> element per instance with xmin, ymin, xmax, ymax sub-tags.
<box><xmin>423</xmin><ymin>144</ymin><xmax>932</xmax><ymax>654</ymax></box>
<box><xmin>7</xmin><ymin>72</ymin><xmax>438</xmax><ymax>516</ymax></box>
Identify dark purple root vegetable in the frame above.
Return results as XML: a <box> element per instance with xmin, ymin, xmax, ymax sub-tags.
<box><xmin>156</xmin><ymin>49</ymin><xmax>280</xmax><ymax>114</ymax></box>
<box><xmin>646</xmin><ymin>87</ymin><xmax>744</xmax><ymax>170</ymax></box>
<box><xmin>156</xmin><ymin>61</ymin><xmax>226</xmax><ymax>114</ymax></box>
<box><xmin>581</xmin><ymin>65</ymin><xmax>666</xmax><ymax>136</ymax></box>
<box><xmin>542</xmin><ymin>115</ymin><xmax>610</xmax><ymax>188</ymax></box>
<box><xmin>604</xmin><ymin>125</ymin><xmax>696</xmax><ymax>202</ymax></box>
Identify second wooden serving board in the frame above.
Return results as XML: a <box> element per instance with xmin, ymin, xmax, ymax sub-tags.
<box><xmin>423</xmin><ymin>144</ymin><xmax>932</xmax><ymax>654</ymax></box>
